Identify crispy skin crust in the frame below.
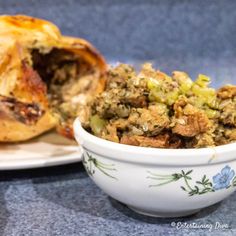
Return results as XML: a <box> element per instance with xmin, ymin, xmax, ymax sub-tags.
<box><xmin>0</xmin><ymin>111</ymin><xmax>56</xmax><ymax>142</ymax></box>
<box><xmin>0</xmin><ymin>15</ymin><xmax>106</xmax><ymax>142</ymax></box>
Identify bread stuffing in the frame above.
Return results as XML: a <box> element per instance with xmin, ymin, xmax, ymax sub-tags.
<box><xmin>87</xmin><ymin>63</ymin><xmax>236</xmax><ymax>148</ymax></box>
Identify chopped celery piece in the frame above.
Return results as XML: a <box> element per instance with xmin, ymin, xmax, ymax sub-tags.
<box><xmin>147</xmin><ymin>78</ymin><xmax>161</xmax><ymax>90</ymax></box>
<box><xmin>195</xmin><ymin>74</ymin><xmax>211</xmax><ymax>88</ymax></box>
<box><xmin>180</xmin><ymin>82</ymin><xmax>192</xmax><ymax>94</ymax></box>
<box><xmin>164</xmin><ymin>76</ymin><xmax>173</xmax><ymax>84</ymax></box>
<box><xmin>205</xmin><ymin>109</ymin><xmax>219</xmax><ymax>119</ymax></box>
<box><xmin>192</xmin><ymin>85</ymin><xmax>215</xmax><ymax>97</ymax></box>
<box><xmin>206</xmin><ymin>96</ymin><xmax>219</xmax><ymax>109</ymax></box>
<box><xmin>148</xmin><ymin>90</ymin><xmax>166</xmax><ymax>103</ymax></box>
<box><xmin>173</xmin><ymin>72</ymin><xmax>193</xmax><ymax>93</ymax></box>
<box><xmin>90</xmin><ymin>115</ymin><xmax>106</xmax><ymax>135</ymax></box>
<box><xmin>191</xmin><ymin>97</ymin><xmax>204</xmax><ymax>108</ymax></box>
<box><xmin>166</xmin><ymin>90</ymin><xmax>179</xmax><ymax>105</ymax></box>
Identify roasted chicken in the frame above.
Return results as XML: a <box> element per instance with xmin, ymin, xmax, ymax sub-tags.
<box><xmin>0</xmin><ymin>15</ymin><xmax>106</xmax><ymax>142</ymax></box>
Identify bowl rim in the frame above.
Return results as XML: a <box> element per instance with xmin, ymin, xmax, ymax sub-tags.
<box><xmin>73</xmin><ymin>118</ymin><xmax>236</xmax><ymax>166</ymax></box>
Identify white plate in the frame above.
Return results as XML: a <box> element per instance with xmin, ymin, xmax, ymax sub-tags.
<box><xmin>0</xmin><ymin>131</ymin><xmax>81</xmax><ymax>170</ymax></box>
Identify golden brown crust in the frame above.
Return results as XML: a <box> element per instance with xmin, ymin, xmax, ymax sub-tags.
<box><xmin>0</xmin><ymin>111</ymin><xmax>57</xmax><ymax>142</ymax></box>
<box><xmin>0</xmin><ymin>15</ymin><xmax>60</xmax><ymax>50</ymax></box>
<box><xmin>0</xmin><ymin>15</ymin><xmax>106</xmax><ymax>142</ymax></box>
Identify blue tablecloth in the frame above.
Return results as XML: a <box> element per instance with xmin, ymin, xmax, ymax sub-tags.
<box><xmin>0</xmin><ymin>164</ymin><xmax>235</xmax><ymax>236</ymax></box>
<box><xmin>0</xmin><ymin>0</ymin><xmax>236</xmax><ymax>235</ymax></box>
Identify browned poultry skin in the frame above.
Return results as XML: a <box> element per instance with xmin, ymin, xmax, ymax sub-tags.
<box><xmin>0</xmin><ymin>15</ymin><xmax>106</xmax><ymax>142</ymax></box>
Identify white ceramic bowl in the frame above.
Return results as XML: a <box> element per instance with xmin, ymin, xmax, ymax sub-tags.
<box><xmin>74</xmin><ymin>118</ymin><xmax>236</xmax><ymax>217</ymax></box>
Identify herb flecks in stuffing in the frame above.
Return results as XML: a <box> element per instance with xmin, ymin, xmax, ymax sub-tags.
<box><xmin>88</xmin><ymin>63</ymin><xmax>236</xmax><ymax>148</ymax></box>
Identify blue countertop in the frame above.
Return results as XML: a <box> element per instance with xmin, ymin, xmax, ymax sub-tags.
<box><xmin>0</xmin><ymin>164</ymin><xmax>236</xmax><ymax>236</ymax></box>
<box><xmin>1</xmin><ymin>0</ymin><xmax>236</xmax><ymax>235</ymax></box>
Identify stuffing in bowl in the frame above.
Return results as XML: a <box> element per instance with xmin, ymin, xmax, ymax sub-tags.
<box><xmin>85</xmin><ymin>63</ymin><xmax>236</xmax><ymax>148</ymax></box>
<box><xmin>74</xmin><ymin>63</ymin><xmax>236</xmax><ymax>217</ymax></box>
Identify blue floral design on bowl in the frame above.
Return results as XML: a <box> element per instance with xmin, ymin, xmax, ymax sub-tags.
<box><xmin>213</xmin><ymin>165</ymin><xmax>235</xmax><ymax>190</ymax></box>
